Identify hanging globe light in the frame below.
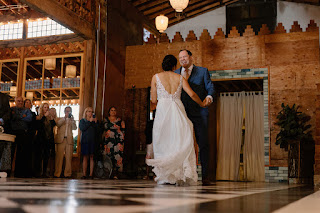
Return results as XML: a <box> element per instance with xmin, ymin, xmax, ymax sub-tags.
<box><xmin>155</xmin><ymin>15</ymin><xmax>168</xmax><ymax>33</ymax></box>
<box><xmin>169</xmin><ymin>0</ymin><xmax>189</xmax><ymax>12</ymax></box>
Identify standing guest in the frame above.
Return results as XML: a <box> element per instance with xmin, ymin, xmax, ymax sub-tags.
<box><xmin>79</xmin><ymin>107</ymin><xmax>98</xmax><ymax>179</ymax></box>
<box><xmin>48</xmin><ymin>108</ymin><xmax>58</xmax><ymax>176</ymax></box>
<box><xmin>24</xmin><ymin>99</ymin><xmax>37</xmax><ymax>176</ymax></box>
<box><xmin>34</xmin><ymin>103</ymin><xmax>56</xmax><ymax>177</ymax></box>
<box><xmin>175</xmin><ymin>49</ymin><xmax>215</xmax><ymax>185</ymax></box>
<box><xmin>0</xmin><ymin>89</ymin><xmax>11</xmax><ymax>174</ymax></box>
<box><xmin>24</xmin><ymin>99</ymin><xmax>35</xmax><ymax>118</ymax></box>
<box><xmin>103</xmin><ymin>107</ymin><xmax>125</xmax><ymax>179</ymax></box>
<box><xmin>11</xmin><ymin>96</ymin><xmax>32</xmax><ymax>177</ymax></box>
<box><xmin>54</xmin><ymin>106</ymin><xmax>77</xmax><ymax>178</ymax></box>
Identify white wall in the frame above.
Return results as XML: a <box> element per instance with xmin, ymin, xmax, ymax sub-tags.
<box><xmin>165</xmin><ymin>6</ymin><xmax>226</xmax><ymax>41</ymax></box>
<box><xmin>277</xmin><ymin>1</ymin><xmax>320</xmax><ymax>35</ymax></box>
<box><xmin>164</xmin><ymin>1</ymin><xmax>320</xmax><ymax>42</ymax></box>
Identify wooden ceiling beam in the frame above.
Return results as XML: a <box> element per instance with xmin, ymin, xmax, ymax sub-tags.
<box><xmin>143</xmin><ymin>2</ymin><xmax>171</xmax><ymax>16</ymax></box>
<box><xmin>1</xmin><ymin>0</ymin><xmax>17</xmax><ymax>15</ymax></box>
<box><xmin>0</xmin><ymin>10</ymin><xmax>45</xmax><ymax>23</ymax></box>
<box><xmin>138</xmin><ymin>0</ymin><xmax>167</xmax><ymax>11</ymax></box>
<box><xmin>27</xmin><ymin>62</ymin><xmax>42</xmax><ymax>76</ymax></box>
<box><xmin>230</xmin><ymin>81</ymin><xmax>240</xmax><ymax>91</ymax></box>
<box><xmin>62</xmin><ymin>90</ymin><xmax>69</xmax><ymax>98</ymax></box>
<box><xmin>168</xmin><ymin>0</ymin><xmax>237</xmax><ymax>26</ymax></box>
<box><xmin>253</xmin><ymin>80</ymin><xmax>263</xmax><ymax>91</ymax></box>
<box><xmin>216</xmin><ymin>82</ymin><xmax>232</xmax><ymax>92</ymax></box>
<box><xmin>0</xmin><ymin>34</ymin><xmax>83</xmax><ymax>48</ymax></box>
<box><xmin>19</xmin><ymin>0</ymin><xmax>95</xmax><ymax>40</ymax></box>
<box><xmin>71</xmin><ymin>89</ymin><xmax>79</xmax><ymax>96</ymax></box>
<box><xmin>0</xmin><ymin>71</ymin><xmax>14</xmax><ymax>81</ymax></box>
<box><xmin>148</xmin><ymin>0</ymin><xmax>212</xmax><ymax>20</ymax></box>
<box><xmin>46</xmin><ymin>90</ymin><xmax>59</xmax><ymax>98</ymax></box>
<box><xmin>1</xmin><ymin>64</ymin><xmax>17</xmax><ymax>80</ymax></box>
<box><xmin>242</xmin><ymin>81</ymin><xmax>252</xmax><ymax>91</ymax></box>
<box><xmin>133</xmin><ymin>0</ymin><xmax>156</xmax><ymax>7</ymax></box>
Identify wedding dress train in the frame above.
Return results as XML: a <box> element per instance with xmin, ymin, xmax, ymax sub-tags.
<box><xmin>146</xmin><ymin>74</ymin><xmax>198</xmax><ymax>185</ymax></box>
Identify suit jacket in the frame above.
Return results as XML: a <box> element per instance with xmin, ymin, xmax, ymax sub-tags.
<box><xmin>175</xmin><ymin>65</ymin><xmax>214</xmax><ymax>117</ymax></box>
<box><xmin>55</xmin><ymin>117</ymin><xmax>77</xmax><ymax>145</ymax></box>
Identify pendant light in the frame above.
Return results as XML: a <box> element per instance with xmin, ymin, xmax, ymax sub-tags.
<box><xmin>169</xmin><ymin>0</ymin><xmax>189</xmax><ymax>13</ymax></box>
<box><xmin>155</xmin><ymin>15</ymin><xmax>168</xmax><ymax>33</ymax></box>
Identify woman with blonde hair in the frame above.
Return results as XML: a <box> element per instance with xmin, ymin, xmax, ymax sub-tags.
<box><xmin>79</xmin><ymin>107</ymin><xmax>99</xmax><ymax>179</ymax></box>
<box><xmin>34</xmin><ymin>103</ymin><xmax>56</xmax><ymax>177</ymax></box>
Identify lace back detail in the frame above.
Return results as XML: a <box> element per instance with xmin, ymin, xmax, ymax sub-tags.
<box><xmin>156</xmin><ymin>74</ymin><xmax>183</xmax><ymax>100</ymax></box>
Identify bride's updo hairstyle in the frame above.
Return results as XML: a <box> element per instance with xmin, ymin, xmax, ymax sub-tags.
<box><xmin>162</xmin><ymin>54</ymin><xmax>177</xmax><ymax>71</ymax></box>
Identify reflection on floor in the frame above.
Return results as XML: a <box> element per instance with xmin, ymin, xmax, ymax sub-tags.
<box><xmin>0</xmin><ymin>178</ymin><xmax>318</xmax><ymax>213</ymax></box>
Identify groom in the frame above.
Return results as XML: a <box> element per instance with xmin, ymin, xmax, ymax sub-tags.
<box><xmin>175</xmin><ymin>49</ymin><xmax>214</xmax><ymax>185</ymax></box>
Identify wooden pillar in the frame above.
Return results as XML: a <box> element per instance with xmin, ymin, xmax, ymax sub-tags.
<box><xmin>82</xmin><ymin>40</ymin><xmax>95</xmax><ymax>113</ymax></box>
<box><xmin>17</xmin><ymin>47</ymin><xmax>25</xmax><ymax>97</ymax></box>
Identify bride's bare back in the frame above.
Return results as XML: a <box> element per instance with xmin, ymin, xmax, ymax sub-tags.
<box><xmin>150</xmin><ymin>71</ymin><xmax>204</xmax><ymax>108</ymax></box>
<box><xmin>156</xmin><ymin>72</ymin><xmax>181</xmax><ymax>94</ymax></box>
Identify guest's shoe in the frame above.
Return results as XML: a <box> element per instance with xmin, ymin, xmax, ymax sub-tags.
<box><xmin>65</xmin><ymin>176</ymin><xmax>72</xmax><ymax>179</ymax></box>
<box><xmin>88</xmin><ymin>176</ymin><xmax>94</xmax><ymax>179</ymax></box>
<box><xmin>81</xmin><ymin>176</ymin><xmax>87</xmax><ymax>179</ymax></box>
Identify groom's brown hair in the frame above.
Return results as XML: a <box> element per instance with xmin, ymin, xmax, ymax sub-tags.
<box><xmin>179</xmin><ymin>49</ymin><xmax>192</xmax><ymax>56</ymax></box>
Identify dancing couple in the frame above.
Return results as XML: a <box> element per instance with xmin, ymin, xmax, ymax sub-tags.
<box><xmin>146</xmin><ymin>50</ymin><xmax>214</xmax><ymax>186</ymax></box>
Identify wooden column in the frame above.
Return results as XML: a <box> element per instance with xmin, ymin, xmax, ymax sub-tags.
<box><xmin>17</xmin><ymin>47</ymin><xmax>25</xmax><ymax>97</ymax></box>
<box><xmin>82</xmin><ymin>40</ymin><xmax>95</xmax><ymax>113</ymax></box>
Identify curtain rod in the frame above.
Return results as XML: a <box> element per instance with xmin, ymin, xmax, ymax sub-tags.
<box><xmin>220</xmin><ymin>91</ymin><xmax>263</xmax><ymax>96</ymax></box>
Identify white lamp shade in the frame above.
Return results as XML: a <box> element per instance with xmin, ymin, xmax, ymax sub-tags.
<box><xmin>26</xmin><ymin>91</ymin><xmax>33</xmax><ymax>100</ymax></box>
<box><xmin>45</xmin><ymin>58</ymin><xmax>56</xmax><ymax>70</ymax></box>
<box><xmin>155</xmin><ymin>15</ymin><xmax>169</xmax><ymax>33</ymax></box>
<box><xmin>169</xmin><ymin>0</ymin><xmax>189</xmax><ymax>12</ymax></box>
<box><xmin>9</xmin><ymin>86</ymin><xmax>17</xmax><ymax>97</ymax></box>
<box><xmin>66</xmin><ymin>65</ymin><xmax>77</xmax><ymax>78</ymax></box>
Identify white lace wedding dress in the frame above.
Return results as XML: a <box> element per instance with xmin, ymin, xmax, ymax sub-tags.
<box><xmin>146</xmin><ymin>74</ymin><xmax>198</xmax><ymax>185</ymax></box>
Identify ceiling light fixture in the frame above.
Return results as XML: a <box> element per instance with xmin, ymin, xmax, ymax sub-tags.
<box><xmin>169</xmin><ymin>0</ymin><xmax>189</xmax><ymax>13</ymax></box>
<box><xmin>155</xmin><ymin>15</ymin><xmax>168</xmax><ymax>33</ymax></box>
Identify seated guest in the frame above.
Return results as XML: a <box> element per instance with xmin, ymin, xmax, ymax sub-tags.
<box><xmin>11</xmin><ymin>96</ymin><xmax>32</xmax><ymax>177</ymax></box>
<box><xmin>54</xmin><ymin>106</ymin><xmax>77</xmax><ymax>178</ymax></box>
<box><xmin>102</xmin><ymin>107</ymin><xmax>125</xmax><ymax>179</ymax></box>
<box><xmin>79</xmin><ymin>107</ymin><xmax>99</xmax><ymax>179</ymax></box>
<box><xmin>34</xmin><ymin>103</ymin><xmax>56</xmax><ymax>178</ymax></box>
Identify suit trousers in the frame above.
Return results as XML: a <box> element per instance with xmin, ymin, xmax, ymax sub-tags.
<box><xmin>189</xmin><ymin>114</ymin><xmax>209</xmax><ymax>178</ymax></box>
<box><xmin>54</xmin><ymin>138</ymin><xmax>73</xmax><ymax>177</ymax></box>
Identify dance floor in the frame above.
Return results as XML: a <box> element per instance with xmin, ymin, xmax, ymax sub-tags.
<box><xmin>0</xmin><ymin>178</ymin><xmax>318</xmax><ymax>213</ymax></box>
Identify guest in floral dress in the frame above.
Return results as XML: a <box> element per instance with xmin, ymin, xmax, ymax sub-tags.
<box><xmin>103</xmin><ymin>107</ymin><xmax>125</xmax><ymax>179</ymax></box>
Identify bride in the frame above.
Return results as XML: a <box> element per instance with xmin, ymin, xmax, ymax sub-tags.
<box><xmin>146</xmin><ymin>54</ymin><xmax>205</xmax><ymax>186</ymax></box>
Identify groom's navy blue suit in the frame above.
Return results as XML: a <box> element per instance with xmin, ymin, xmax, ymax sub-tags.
<box><xmin>175</xmin><ymin>65</ymin><xmax>214</xmax><ymax>178</ymax></box>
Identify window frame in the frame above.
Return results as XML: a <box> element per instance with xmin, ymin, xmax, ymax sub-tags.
<box><xmin>23</xmin><ymin>53</ymin><xmax>84</xmax><ymax>157</ymax></box>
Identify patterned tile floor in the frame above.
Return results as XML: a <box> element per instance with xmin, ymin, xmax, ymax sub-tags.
<box><xmin>0</xmin><ymin>178</ymin><xmax>318</xmax><ymax>213</ymax></box>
